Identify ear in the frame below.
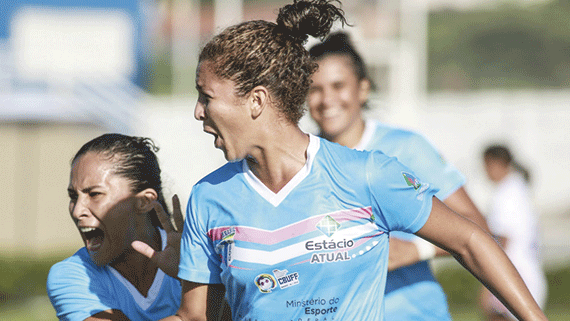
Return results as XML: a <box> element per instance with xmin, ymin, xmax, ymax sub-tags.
<box><xmin>135</xmin><ymin>188</ymin><xmax>158</xmax><ymax>213</ymax></box>
<box><xmin>249</xmin><ymin>85</ymin><xmax>270</xmax><ymax>119</ymax></box>
<box><xmin>358</xmin><ymin>78</ymin><xmax>371</xmax><ymax>106</ymax></box>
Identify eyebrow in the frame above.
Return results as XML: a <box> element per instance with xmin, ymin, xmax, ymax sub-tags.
<box><xmin>67</xmin><ymin>185</ymin><xmax>101</xmax><ymax>194</ymax></box>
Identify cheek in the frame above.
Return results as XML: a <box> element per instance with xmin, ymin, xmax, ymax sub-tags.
<box><xmin>307</xmin><ymin>93</ymin><xmax>320</xmax><ymax>109</ymax></box>
<box><xmin>103</xmin><ymin>202</ymin><xmax>135</xmax><ymax>233</ymax></box>
<box><xmin>341</xmin><ymin>88</ymin><xmax>360</xmax><ymax>108</ymax></box>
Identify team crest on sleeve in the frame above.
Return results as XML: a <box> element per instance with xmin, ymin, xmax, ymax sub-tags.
<box><xmin>402</xmin><ymin>172</ymin><xmax>429</xmax><ymax>200</ymax></box>
<box><xmin>254</xmin><ymin>274</ymin><xmax>277</xmax><ymax>293</ymax></box>
<box><xmin>402</xmin><ymin>172</ymin><xmax>422</xmax><ymax>190</ymax></box>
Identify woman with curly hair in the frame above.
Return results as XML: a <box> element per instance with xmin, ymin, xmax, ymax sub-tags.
<box><xmin>155</xmin><ymin>1</ymin><xmax>547</xmax><ymax>320</ymax></box>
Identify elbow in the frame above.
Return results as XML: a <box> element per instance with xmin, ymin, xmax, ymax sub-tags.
<box><xmin>452</xmin><ymin>227</ymin><xmax>496</xmax><ymax>268</ymax></box>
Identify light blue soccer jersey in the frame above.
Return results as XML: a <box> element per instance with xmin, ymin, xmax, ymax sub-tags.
<box><xmin>179</xmin><ymin>134</ymin><xmax>438</xmax><ymax>320</ymax></box>
<box><xmin>47</xmin><ymin>229</ymin><xmax>181</xmax><ymax>321</ymax></box>
<box><xmin>354</xmin><ymin>120</ymin><xmax>465</xmax><ymax>320</ymax></box>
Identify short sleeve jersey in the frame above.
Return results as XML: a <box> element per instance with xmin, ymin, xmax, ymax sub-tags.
<box><xmin>354</xmin><ymin>120</ymin><xmax>465</xmax><ymax>320</ymax></box>
<box><xmin>178</xmin><ymin>135</ymin><xmax>438</xmax><ymax>320</ymax></box>
<box><xmin>47</xmin><ymin>229</ymin><xmax>181</xmax><ymax>321</ymax></box>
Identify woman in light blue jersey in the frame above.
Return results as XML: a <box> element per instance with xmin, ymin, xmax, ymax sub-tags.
<box><xmin>307</xmin><ymin>31</ymin><xmax>490</xmax><ymax>320</ymax></box>
<box><xmin>157</xmin><ymin>1</ymin><xmax>547</xmax><ymax>320</ymax></box>
<box><xmin>47</xmin><ymin>133</ymin><xmax>184</xmax><ymax>321</ymax></box>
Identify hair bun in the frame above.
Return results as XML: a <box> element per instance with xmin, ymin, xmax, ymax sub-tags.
<box><xmin>276</xmin><ymin>0</ymin><xmax>347</xmax><ymax>44</ymax></box>
<box><xmin>326</xmin><ymin>31</ymin><xmax>350</xmax><ymax>45</ymax></box>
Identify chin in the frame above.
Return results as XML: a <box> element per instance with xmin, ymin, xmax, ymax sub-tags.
<box><xmin>225</xmin><ymin>154</ymin><xmax>244</xmax><ymax>163</ymax></box>
<box><xmin>222</xmin><ymin>148</ymin><xmax>245</xmax><ymax>163</ymax></box>
<box><xmin>89</xmin><ymin>252</ymin><xmax>109</xmax><ymax>267</ymax></box>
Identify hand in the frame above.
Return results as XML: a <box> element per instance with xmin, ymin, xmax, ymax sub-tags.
<box><xmin>132</xmin><ymin>194</ymin><xmax>184</xmax><ymax>279</ymax></box>
<box><xmin>387</xmin><ymin>237</ymin><xmax>421</xmax><ymax>271</ymax></box>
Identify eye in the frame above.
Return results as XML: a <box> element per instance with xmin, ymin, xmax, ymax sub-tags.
<box><xmin>68</xmin><ymin>190</ymin><xmax>78</xmax><ymax>201</ymax></box>
<box><xmin>198</xmin><ymin>92</ymin><xmax>210</xmax><ymax>106</ymax></box>
<box><xmin>89</xmin><ymin>191</ymin><xmax>103</xmax><ymax>198</ymax></box>
<box><xmin>332</xmin><ymin>82</ymin><xmax>344</xmax><ymax>90</ymax></box>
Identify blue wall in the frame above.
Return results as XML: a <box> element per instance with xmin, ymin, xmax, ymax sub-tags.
<box><xmin>0</xmin><ymin>0</ymin><xmax>149</xmax><ymax>87</ymax></box>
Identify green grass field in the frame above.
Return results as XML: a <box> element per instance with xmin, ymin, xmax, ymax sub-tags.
<box><xmin>1</xmin><ymin>254</ymin><xmax>568</xmax><ymax>320</ymax></box>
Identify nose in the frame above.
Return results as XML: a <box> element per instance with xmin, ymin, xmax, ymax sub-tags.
<box><xmin>321</xmin><ymin>87</ymin><xmax>336</xmax><ymax>109</ymax></box>
<box><xmin>194</xmin><ymin>101</ymin><xmax>206</xmax><ymax>121</ymax></box>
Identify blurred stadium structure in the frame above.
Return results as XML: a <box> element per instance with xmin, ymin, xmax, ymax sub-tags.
<box><xmin>1</xmin><ymin>0</ymin><xmax>569</xmax><ymax>274</ymax></box>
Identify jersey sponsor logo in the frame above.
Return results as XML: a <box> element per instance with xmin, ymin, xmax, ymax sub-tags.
<box><xmin>216</xmin><ymin>227</ymin><xmax>236</xmax><ymax>265</ymax></box>
<box><xmin>305</xmin><ymin>239</ymin><xmax>354</xmax><ymax>251</ymax></box>
<box><xmin>316</xmin><ymin>215</ymin><xmax>341</xmax><ymax>237</ymax></box>
<box><xmin>273</xmin><ymin>269</ymin><xmax>300</xmax><ymax>289</ymax></box>
<box><xmin>309</xmin><ymin>251</ymin><xmax>351</xmax><ymax>264</ymax></box>
<box><xmin>254</xmin><ymin>273</ymin><xmax>277</xmax><ymax>293</ymax></box>
<box><xmin>221</xmin><ymin>227</ymin><xmax>236</xmax><ymax>242</ymax></box>
<box><xmin>305</xmin><ymin>239</ymin><xmax>354</xmax><ymax>264</ymax></box>
<box><xmin>311</xmin><ymin>217</ymin><xmax>354</xmax><ymax>264</ymax></box>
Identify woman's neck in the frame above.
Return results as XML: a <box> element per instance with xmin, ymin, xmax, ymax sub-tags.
<box><xmin>246</xmin><ymin>124</ymin><xmax>310</xmax><ymax>193</ymax></box>
<box><xmin>110</xmin><ymin>224</ymin><xmax>161</xmax><ymax>297</ymax></box>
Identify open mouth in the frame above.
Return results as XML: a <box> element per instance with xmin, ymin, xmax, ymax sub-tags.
<box><xmin>206</xmin><ymin>131</ymin><xmax>221</xmax><ymax>149</ymax></box>
<box><xmin>321</xmin><ymin>108</ymin><xmax>341</xmax><ymax>119</ymax></box>
<box><xmin>79</xmin><ymin>227</ymin><xmax>104</xmax><ymax>252</ymax></box>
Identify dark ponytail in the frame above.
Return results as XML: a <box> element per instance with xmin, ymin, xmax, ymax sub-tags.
<box><xmin>72</xmin><ymin>133</ymin><xmax>169</xmax><ymax>228</ymax></box>
<box><xmin>483</xmin><ymin>144</ymin><xmax>531</xmax><ymax>184</ymax></box>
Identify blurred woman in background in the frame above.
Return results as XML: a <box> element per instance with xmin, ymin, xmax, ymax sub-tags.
<box><xmin>481</xmin><ymin>144</ymin><xmax>548</xmax><ymax>321</ymax></box>
<box><xmin>47</xmin><ymin>133</ymin><xmax>183</xmax><ymax>321</ymax></box>
<box><xmin>307</xmin><ymin>31</ymin><xmax>489</xmax><ymax>320</ymax></box>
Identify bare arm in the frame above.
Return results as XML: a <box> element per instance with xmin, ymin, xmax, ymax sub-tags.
<box><xmin>416</xmin><ymin>197</ymin><xmax>546</xmax><ymax>321</ymax></box>
<box><xmin>161</xmin><ymin>281</ymin><xmax>227</xmax><ymax>321</ymax></box>
<box><xmin>387</xmin><ymin>187</ymin><xmax>489</xmax><ymax>270</ymax></box>
<box><xmin>433</xmin><ymin>186</ymin><xmax>491</xmax><ymax>256</ymax></box>
<box><xmin>443</xmin><ymin>186</ymin><xmax>489</xmax><ymax>232</ymax></box>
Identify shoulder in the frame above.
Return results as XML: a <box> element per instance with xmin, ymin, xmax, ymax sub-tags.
<box><xmin>497</xmin><ymin>172</ymin><xmax>528</xmax><ymax>199</ymax></box>
<box><xmin>374</xmin><ymin>125</ymin><xmax>444</xmax><ymax>164</ymax></box>
<box><xmin>381</xmin><ymin>125</ymin><xmax>431</xmax><ymax>148</ymax></box>
<box><xmin>47</xmin><ymin>248</ymin><xmax>107</xmax><ymax>290</ymax></box>
<box><xmin>365</xmin><ymin>121</ymin><xmax>434</xmax><ymax>153</ymax></box>
<box><xmin>197</xmin><ymin>161</ymin><xmax>242</xmax><ymax>184</ymax></box>
<box><xmin>318</xmin><ymin>137</ymin><xmax>395</xmax><ymax>181</ymax></box>
<box><xmin>48</xmin><ymin>248</ymin><xmax>100</xmax><ymax>277</ymax></box>
<box><xmin>192</xmin><ymin>162</ymin><xmax>243</xmax><ymax>194</ymax></box>
<box><xmin>318</xmin><ymin>136</ymin><xmax>370</xmax><ymax>163</ymax></box>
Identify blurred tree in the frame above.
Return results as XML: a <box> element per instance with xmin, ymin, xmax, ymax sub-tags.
<box><xmin>429</xmin><ymin>1</ymin><xmax>570</xmax><ymax>91</ymax></box>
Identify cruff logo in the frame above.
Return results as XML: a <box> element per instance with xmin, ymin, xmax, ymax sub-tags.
<box><xmin>254</xmin><ymin>274</ymin><xmax>277</xmax><ymax>293</ymax></box>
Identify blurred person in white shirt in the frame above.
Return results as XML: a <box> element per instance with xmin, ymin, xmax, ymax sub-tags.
<box><xmin>481</xmin><ymin>144</ymin><xmax>548</xmax><ymax>321</ymax></box>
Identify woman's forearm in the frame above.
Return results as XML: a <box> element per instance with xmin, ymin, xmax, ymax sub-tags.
<box><xmin>417</xmin><ymin>198</ymin><xmax>547</xmax><ymax>321</ymax></box>
<box><xmin>453</xmin><ymin>227</ymin><xmax>546</xmax><ymax>320</ymax></box>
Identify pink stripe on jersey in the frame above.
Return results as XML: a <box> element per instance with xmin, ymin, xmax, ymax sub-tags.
<box><xmin>207</xmin><ymin>206</ymin><xmax>373</xmax><ymax>244</ymax></box>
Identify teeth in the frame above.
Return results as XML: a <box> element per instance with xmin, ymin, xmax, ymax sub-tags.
<box><xmin>80</xmin><ymin>227</ymin><xmax>97</xmax><ymax>233</ymax></box>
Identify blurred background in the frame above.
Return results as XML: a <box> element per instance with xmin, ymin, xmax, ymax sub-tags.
<box><xmin>1</xmin><ymin>0</ymin><xmax>569</xmax><ymax>320</ymax></box>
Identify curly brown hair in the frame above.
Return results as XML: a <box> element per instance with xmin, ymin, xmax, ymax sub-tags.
<box><xmin>198</xmin><ymin>0</ymin><xmax>347</xmax><ymax>123</ymax></box>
